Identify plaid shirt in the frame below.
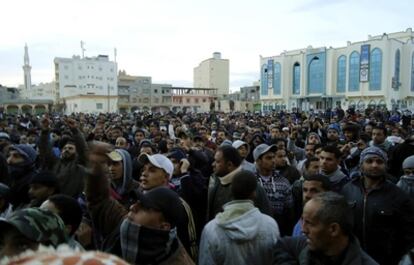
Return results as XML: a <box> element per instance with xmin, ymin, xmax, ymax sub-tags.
<box><xmin>256</xmin><ymin>170</ymin><xmax>293</xmax><ymax>215</ymax></box>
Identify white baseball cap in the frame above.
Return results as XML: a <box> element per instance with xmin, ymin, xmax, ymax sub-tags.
<box><xmin>138</xmin><ymin>153</ymin><xmax>174</xmax><ymax>179</ymax></box>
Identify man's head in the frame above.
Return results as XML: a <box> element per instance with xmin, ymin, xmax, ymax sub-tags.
<box><xmin>274</xmin><ymin>148</ymin><xmax>288</xmax><ymax>169</ymax></box>
<box><xmin>327</xmin><ymin>126</ymin><xmax>340</xmax><ymax>142</ymax></box>
<box><xmin>231</xmin><ymin>170</ymin><xmax>257</xmax><ymax>201</ymax></box>
<box><xmin>304</xmin><ymin>156</ymin><xmax>321</xmax><ymax>176</ymax></box>
<box><xmin>254</xmin><ymin>144</ymin><xmax>277</xmax><ymax>173</ymax></box>
<box><xmin>213</xmin><ymin>145</ymin><xmax>242</xmax><ymax>177</ymax></box>
<box><xmin>319</xmin><ymin>145</ymin><xmax>342</xmax><ymax>175</ymax></box>
<box><xmin>372</xmin><ymin>125</ymin><xmax>387</xmax><ymax>145</ymax></box>
<box><xmin>106</xmin><ymin>150</ymin><xmax>127</xmax><ymax>181</ymax></box>
<box><xmin>28</xmin><ymin>171</ymin><xmax>58</xmax><ymax>205</ymax></box>
<box><xmin>40</xmin><ymin>194</ymin><xmax>83</xmax><ymax>237</ymax></box>
<box><xmin>305</xmin><ymin>143</ymin><xmax>315</xmax><ymax>159</ymax></box>
<box><xmin>128</xmin><ymin>187</ymin><xmax>184</xmax><ymax>231</ymax></box>
<box><xmin>306</xmin><ymin>133</ymin><xmax>321</xmax><ymax>145</ymax></box>
<box><xmin>134</xmin><ymin>130</ymin><xmax>146</xmax><ymax>144</ymax></box>
<box><xmin>402</xmin><ymin>155</ymin><xmax>414</xmax><ymax>177</ymax></box>
<box><xmin>302</xmin><ymin>192</ymin><xmax>353</xmax><ymax>254</ymax></box>
<box><xmin>7</xmin><ymin>144</ymin><xmax>37</xmax><ymax>167</ymax></box>
<box><xmin>138</xmin><ymin>154</ymin><xmax>173</xmax><ymax>190</ymax></box>
<box><xmin>359</xmin><ymin>146</ymin><xmax>387</xmax><ymax>180</ymax></box>
<box><xmin>232</xmin><ymin>140</ymin><xmax>249</xmax><ymax>159</ymax></box>
<box><xmin>302</xmin><ymin>174</ymin><xmax>331</xmax><ymax>204</ymax></box>
<box><xmin>110</xmin><ymin>126</ymin><xmax>123</xmax><ymax>141</ymax></box>
<box><xmin>60</xmin><ymin>139</ymin><xmax>77</xmax><ymax>161</ymax></box>
<box><xmin>167</xmin><ymin>148</ymin><xmax>187</xmax><ymax>176</ymax></box>
<box><xmin>115</xmin><ymin>137</ymin><xmax>128</xmax><ymax>149</ymax></box>
<box><xmin>0</xmin><ymin>208</ymin><xmax>67</xmax><ymax>258</ymax></box>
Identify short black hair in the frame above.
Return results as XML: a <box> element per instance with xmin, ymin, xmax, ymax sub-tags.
<box><xmin>305</xmin><ymin>156</ymin><xmax>320</xmax><ymax>169</ymax></box>
<box><xmin>47</xmin><ymin>194</ymin><xmax>82</xmax><ymax>236</ymax></box>
<box><xmin>217</xmin><ymin>145</ymin><xmax>242</xmax><ymax>168</ymax></box>
<box><xmin>321</xmin><ymin>145</ymin><xmax>342</xmax><ymax>159</ymax></box>
<box><xmin>311</xmin><ymin>192</ymin><xmax>354</xmax><ymax>236</ymax></box>
<box><xmin>372</xmin><ymin>125</ymin><xmax>387</xmax><ymax>136</ymax></box>
<box><xmin>231</xmin><ymin>170</ymin><xmax>257</xmax><ymax>200</ymax></box>
<box><xmin>304</xmin><ymin>174</ymin><xmax>331</xmax><ymax>191</ymax></box>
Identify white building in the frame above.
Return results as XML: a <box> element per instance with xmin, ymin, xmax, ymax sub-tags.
<box><xmin>194</xmin><ymin>52</ymin><xmax>229</xmax><ymax>96</ymax></box>
<box><xmin>54</xmin><ymin>55</ymin><xmax>118</xmax><ymax>113</ymax></box>
<box><xmin>260</xmin><ymin>28</ymin><xmax>414</xmax><ymax>111</ymax></box>
<box><xmin>19</xmin><ymin>82</ymin><xmax>56</xmax><ymax>101</ymax></box>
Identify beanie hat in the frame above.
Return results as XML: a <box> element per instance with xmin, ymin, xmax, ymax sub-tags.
<box><xmin>359</xmin><ymin>146</ymin><xmax>387</xmax><ymax>165</ymax></box>
<box><xmin>402</xmin><ymin>155</ymin><xmax>414</xmax><ymax>169</ymax></box>
<box><xmin>10</xmin><ymin>144</ymin><xmax>37</xmax><ymax>165</ymax></box>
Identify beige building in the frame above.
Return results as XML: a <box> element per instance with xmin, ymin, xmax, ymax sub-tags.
<box><xmin>194</xmin><ymin>52</ymin><xmax>229</xmax><ymax>96</ymax></box>
<box><xmin>260</xmin><ymin>28</ymin><xmax>414</xmax><ymax>111</ymax></box>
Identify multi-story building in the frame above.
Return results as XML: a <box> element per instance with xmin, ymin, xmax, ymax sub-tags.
<box><xmin>171</xmin><ymin>87</ymin><xmax>217</xmax><ymax>113</ymax></box>
<box><xmin>54</xmin><ymin>55</ymin><xmax>118</xmax><ymax>113</ymax></box>
<box><xmin>194</xmin><ymin>52</ymin><xmax>229</xmax><ymax>96</ymax></box>
<box><xmin>260</xmin><ymin>28</ymin><xmax>414</xmax><ymax>111</ymax></box>
<box><xmin>18</xmin><ymin>82</ymin><xmax>56</xmax><ymax>101</ymax></box>
<box><xmin>118</xmin><ymin>71</ymin><xmax>151</xmax><ymax>112</ymax></box>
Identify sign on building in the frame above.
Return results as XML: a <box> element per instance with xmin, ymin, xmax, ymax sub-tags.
<box><xmin>360</xmin><ymin>44</ymin><xmax>370</xmax><ymax>82</ymax></box>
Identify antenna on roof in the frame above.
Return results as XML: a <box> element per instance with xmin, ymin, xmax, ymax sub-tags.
<box><xmin>80</xmin><ymin>41</ymin><xmax>86</xmax><ymax>58</ymax></box>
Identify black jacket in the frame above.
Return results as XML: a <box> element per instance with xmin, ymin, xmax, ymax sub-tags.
<box><xmin>273</xmin><ymin>236</ymin><xmax>378</xmax><ymax>265</ymax></box>
<box><xmin>341</xmin><ymin>177</ymin><xmax>414</xmax><ymax>265</ymax></box>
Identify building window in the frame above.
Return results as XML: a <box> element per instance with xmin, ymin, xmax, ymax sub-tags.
<box><xmin>195</xmin><ymin>98</ymin><xmax>199</xmax><ymax>103</ymax></box>
<box><xmin>64</xmin><ymin>65</ymin><xmax>68</xmax><ymax>70</ymax></box>
<box><xmin>261</xmin><ymin>64</ymin><xmax>268</xmax><ymax>96</ymax></box>
<box><xmin>411</xmin><ymin>52</ymin><xmax>414</xmax><ymax>91</ymax></box>
<box><xmin>96</xmin><ymin>103</ymin><xmax>103</xmax><ymax>109</ymax></box>
<box><xmin>64</xmin><ymin>75</ymin><xmax>68</xmax><ymax>79</ymax></box>
<box><xmin>394</xmin><ymin>49</ymin><xmax>401</xmax><ymax>90</ymax></box>
<box><xmin>369</xmin><ymin>48</ymin><xmax>382</xmax><ymax>90</ymax></box>
<box><xmin>293</xmin><ymin>62</ymin><xmax>300</xmax><ymax>95</ymax></box>
<box><xmin>203</xmin><ymin>99</ymin><xmax>206</xmax><ymax>103</ymax></box>
<box><xmin>337</xmin><ymin>55</ymin><xmax>346</xmax><ymax>92</ymax></box>
<box><xmin>273</xmin><ymin>62</ymin><xmax>281</xmax><ymax>95</ymax></box>
<box><xmin>308</xmin><ymin>56</ymin><xmax>324</xmax><ymax>94</ymax></box>
<box><xmin>348</xmin><ymin>51</ymin><xmax>360</xmax><ymax>91</ymax></box>
<box><xmin>186</xmin><ymin>98</ymin><xmax>190</xmax><ymax>103</ymax></box>
<box><xmin>154</xmin><ymin>89</ymin><xmax>158</xmax><ymax>94</ymax></box>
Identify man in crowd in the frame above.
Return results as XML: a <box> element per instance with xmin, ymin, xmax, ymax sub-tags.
<box><xmin>273</xmin><ymin>192</ymin><xmax>378</xmax><ymax>265</ymax></box>
<box><xmin>199</xmin><ymin>170</ymin><xmax>279</xmax><ymax>265</ymax></box>
<box><xmin>292</xmin><ymin>173</ymin><xmax>331</xmax><ymax>236</ymax></box>
<box><xmin>39</xmin><ymin>117</ymin><xmax>87</xmax><ymax>198</ymax></box>
<box><xmin>207</xmin><ymin>145</ymin><xmax>270</xmax><ymax>221</ymax></box>
<box><xmin>254</xmin><ymin>144</ymin><xmax>293</xmax><ymax>236</ymax></box>
<box><xmin>319</xmin><ymin>145</ymin><xmax>350</xmax><ymax>192</ymax></box>
<box><xmin>232</xmin><ymin>140</ymin><xmax>256</xmax><ymax>172</ymax></box>
<box><xmin>341</xmin><ymin>146</ymin><xmax>414</xmax><ymax>265</ymax></box>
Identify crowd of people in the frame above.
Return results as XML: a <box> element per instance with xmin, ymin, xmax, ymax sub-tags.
<box><xmin>0</xmin><ymin>106</ymin><xmax>414</xmax><ymax>265</ymax></box>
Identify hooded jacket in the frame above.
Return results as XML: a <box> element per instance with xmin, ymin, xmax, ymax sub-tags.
<box><xmin>110</xmin><ymin>149</ymin><xmax>139</xmax><ymax>209</ymax></box>
<box><xmin>199</xmin><ymin>200</ymin><xmax>279</xmax><ymax>265</ymax></box>
<box><xmin>397</xmin><ymin>175</ymin><xmax>414</xmax><ymax>196</ymax></box>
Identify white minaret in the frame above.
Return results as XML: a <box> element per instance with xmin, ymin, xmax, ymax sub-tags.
<box><xmin>23</xmin><ymin>43</ymin><xmax>32</xmax><ymax>93</ymax></box>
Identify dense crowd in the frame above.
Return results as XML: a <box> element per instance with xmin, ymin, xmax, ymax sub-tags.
<box><xmin>0</xmin><ymin>107</ymin><xmax>414</xmax><ymax>265</ymax></box>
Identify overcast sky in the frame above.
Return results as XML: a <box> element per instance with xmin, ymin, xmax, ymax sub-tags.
<box><xmin>0</xmin><ymin>0</ymin><xmax>412</xmax><ymax>91</ymax></box>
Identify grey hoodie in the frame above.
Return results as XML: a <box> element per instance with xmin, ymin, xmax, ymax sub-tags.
<box><xmin>199</xmin><ymin>200</ymin><xmax>279</xmax><ymax>265</ymax></box>
<box><xmin>112</xmin><ymin>149</ymin><xmax>134</xmax><ymax>196</ymax></box>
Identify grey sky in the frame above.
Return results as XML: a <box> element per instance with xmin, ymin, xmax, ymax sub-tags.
<box><xmin>0</xmin><ymin>0</ymin><xmax>412</xmax><ymax>92</ymax></box>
